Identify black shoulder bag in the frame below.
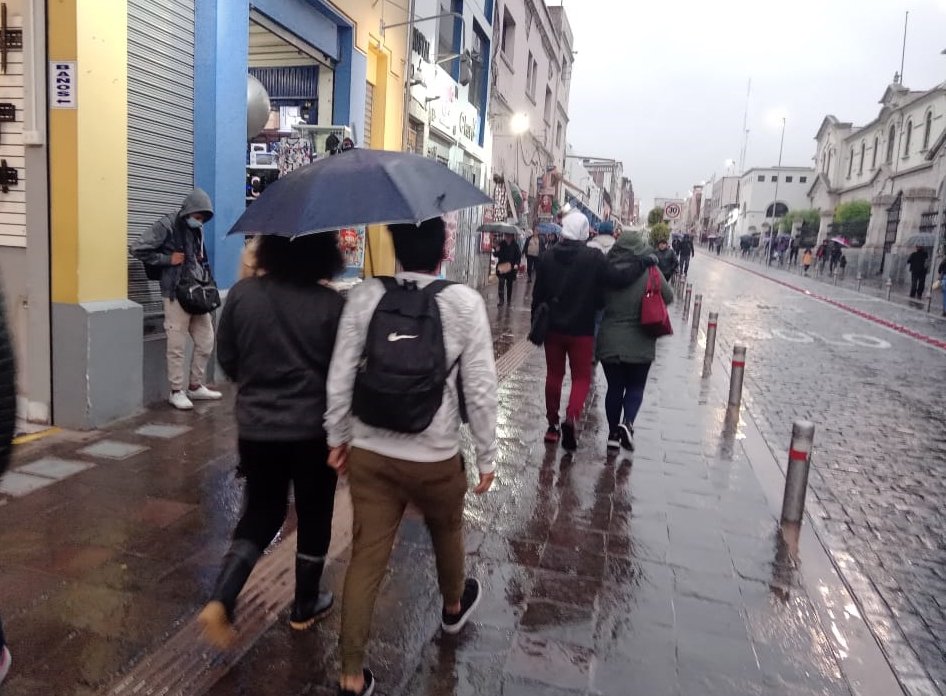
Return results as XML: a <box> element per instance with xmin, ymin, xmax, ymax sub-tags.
<box><xmin>528</xmin><ymin>261</ymin><xmax>576</xmax><ymax>346</ymax></box>
<box><xmin>175</xmin><ymin>227</ymin><xmax>221</xmax><ymax>315</ymax></box>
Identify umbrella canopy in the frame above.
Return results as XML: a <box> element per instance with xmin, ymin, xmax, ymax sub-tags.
<box><xmin>829</xmin><ymin>236</ymin><xmax>851</xmax><ymax>247</ymax></box>
<box><xmin>537</xmin><ymin>222</ymin><xmax>562</xmax><ymax>235</ymax></box>
<box><xmin>228</xmin><ymin>148</ymin><xmax>493</xmax><ymax>237</ymax></box>
<box><xmin>480</xmin><ymin>221</ymin><xmax>520</xmax><ymax>235</ymax></box>
<box><xmin>904</xmin><ymin>232</ymin><xmax>936</xmax><ymax>247</ymax></box>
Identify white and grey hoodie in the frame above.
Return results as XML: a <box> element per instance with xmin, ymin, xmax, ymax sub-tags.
<box><xmin>325</xmin><ymin>272</ymin><xmax>498</xmax><ymax>475</ymax></box>
<box><xmin>587</xmin><ymin>234</ymin><xmax>617</xmax><ymax>255</ymax></box>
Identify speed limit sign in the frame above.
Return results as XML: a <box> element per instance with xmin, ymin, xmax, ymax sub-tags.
<box><xmin>664</xmin><ymin>203</ymin><xmax>681</xmax><ymax>220</ymax></box>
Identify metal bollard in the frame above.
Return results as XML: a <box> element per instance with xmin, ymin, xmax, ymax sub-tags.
<box><xmin>702</xmin><ymin>312</ymin><xmax>718</xmax><ymax>375</ymax></box>
<box><xmin>856</xmin><ymin>273</ymin><xmax>862</xmax><ymax>291</ymax></box>
<box><xmin>833</xmin><ymin>270</ymin><xmax>839</xmax><ymax>286</ymax></box>
<box><xmin>682</xmin><ymin>284</ymin><xmax>693</xmax><ymax>321</ymax></box>
<box><xmin>691</xmin><ymin>294</ymin><xmax>703</xmax><ymax>332</ymax></box>
<box><xmin>885</xmin><ymin>277</ymin><xmax>892</xmax><ymax>301</ymax></box>
<box><xmin>780</xmin><ymin>421</ymin><xmax>816</xmax><ymax>525</ymax></box>
<box><xmin>729</xmin><ymin>345</ymin><xmax>747</xmax><ymax>407</ymax></box>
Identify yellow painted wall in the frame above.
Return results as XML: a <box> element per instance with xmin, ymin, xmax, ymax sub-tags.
<box><xmin>49</xmin><ymin>0</ymin><xmax>128</xmax><ymax>304</ymax></box>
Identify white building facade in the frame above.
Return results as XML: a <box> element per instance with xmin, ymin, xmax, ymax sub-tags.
<box><xmin>487</xmin><ymin>0</ymin><xmax>574</xmax><ymax>227</ymax></box>
<box><xmin>808</xmin><ymin>81</ymin><xmax>946</xmax><ymax>282</ymax></box>
<box><xmin>733</xmin><ymin>166</ymin><xmax>815</xmax><ymax>241</ymax></box>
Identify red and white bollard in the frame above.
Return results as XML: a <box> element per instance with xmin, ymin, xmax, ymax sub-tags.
<box><xmin>682</xmin><ymin>284</ymin><xmax>693</xmax><ymax>321</ymax></box>
<box><xmin>780</xmin><ymin>420</ymin><xmax>816</xmax><ymax>525</ymax></box>
<box><xmin>702</xmin><ymin>312</ymin><xmax>718</xmax><ymax>375</ymax></box>
<box><xmin>729</xmin><ymin>345</ymin><xmax>746</xmax><ymax>407</ymax></box>
<box><xmin>691</xmin><ymin>294</ymin><xmax>703</xmax><ymax>332</ymax></box>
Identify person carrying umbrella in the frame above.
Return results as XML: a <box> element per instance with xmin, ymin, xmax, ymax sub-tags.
<box><xmin>494</xmin><ymin>231</ymin><xmax>522</xmax><ymax>307</ymax></box>
<box><xmin>907</xmin><ymin>245</ymin><xmax>930</xmax><ymax>299</ymax></box>
<box><xmin>325</xmin><ymin>217</ymin><xmax>498</xmax><ymax>696</ymax></box>
<box><xmin>198</xmin><ymin>233</ymin><xmax>346</xmax><ymax>649</ymax></box>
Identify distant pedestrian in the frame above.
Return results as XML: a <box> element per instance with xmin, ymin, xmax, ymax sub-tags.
<box><xmin>532</xmin><ymin>210</ymin><xmax>648</xmax><ymax>452</ymax></box>
<box><xmin>494</xmin><ymin>232</ymin><xmax>522</xmax><ymax>307</ymax></box>
<box><xmin>829</xmin><ymin>243</ymin><xmax>842</xmax><ymax>273</ymax></box>
<box><xmin>655</xmin><ymin>238</ymin><xmax>679</xmax><ymax>281</ymax></box>
<box><xmin>937</xmin><ymin>257</ymin><xmax>946</xmax><ymax>316</ymax></box>
<box><xmin>597</xmin><ymin>232</ymin><xmax>673</xmax><ymax>452</ymax></box>
<box><xmin>802</xmin><ymin>248</ymin><xmax>813</xmax><ymax>275</ymax></box>
<box><xmin>198</xmin><ymin>233</ymin><xmax>345</xmax><ymax>650</ymax></box>
<box><xmin>678</xmin><ymin>234</ymin><xmax>694</xmax><ymax>274</ymax></box>
<box><xmin>132</xmin><ymin>189</ymin><xmax>222</xmax><ymax>411</ymax></box>
<box><xmin>0</xmin><ymin>277</ymin><xmax>16</xmax><ymax>686</ymax></box>
<box><xmin>907</xmin><ymin>245</ymin><xmax>929</xmax><ymax>299</ymax></box>
<box><xmin>839</xmin><ymin>253</ymin><xmax>848</xmax><ymax>278</ymax></box>
<box><xmin>525</xmin><ymin>229</ymin><xmax>546</xmax><ymax>283</ymax></box>
<box><xmin>325</xmin><ymin>217</ymin><xmax>498</xmax><ymax>696</ymax></box>
<box><xmin>587</xmin><ymin>220</ymin><xmax>617</xmax><ymax>255</ymax></box>
<box><xmin>789</xmin><ymin>238</ymin><xmax>800</xmax><ymax>266</ymax></box>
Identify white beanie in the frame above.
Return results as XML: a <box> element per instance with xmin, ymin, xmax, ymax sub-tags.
<box><xmin>561</xmin><ymin>210</ymin><xmax>590</xmax><ymax>241</ymax></box>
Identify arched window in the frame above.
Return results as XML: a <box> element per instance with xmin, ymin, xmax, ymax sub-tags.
<box><xmin>821</xmin><ymin>151</ymin><xmax>827</xmax><ymax>173</ymax></box>
<box><xmin>872</xmin><ymin>136</ymin><xmax>879</xmax><ymax>169</ymax></box>
<box><xmin>904</xmin><ymin>120</ymin><xmax>913</xmax><ymax>156</ymax></box>
<box><xmin>847</xmin><ymin>147</ymin><xmax>854</xmax><ymax>177</ymax></box>
<box><xmin>859</xmin><ymin>141</ymin><xmax>866</xmax><ymax>174</ymax></box>
<box><xmin>765</xmin><ymin>202</ymin><xmax>788</xmax><ymax>218</ymax></box>
<box><xmin>827</xmin><ymin>149</ymin><xmax>833</xmax><ymax>175</ymax></box>
<box><xmin>886</xmin><ymin>124</ymin><xmax>896</xmax><ymax>163</ymax></box>
<box><xmin>923</xmin><ymin>111</ymin><xmax>933</xmax><ymax>150</ymax></box>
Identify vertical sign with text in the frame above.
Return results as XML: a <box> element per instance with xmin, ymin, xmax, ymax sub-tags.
<box><xmin>50</xmin><ymin>62</ymin><xmax>77</xmax><ymax>109</ymax></box>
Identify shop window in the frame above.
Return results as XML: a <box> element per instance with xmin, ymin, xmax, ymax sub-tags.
<box><xmin>886</xmin><ymin>124</ymin><xmax>896</xmax><ymax>163</ymax></box>
<box><xmin>501</xmin><ymin>8</ymin><xmax>516</xmax><ymax>61</ymax></box>
<box><xmin>923</xmin><ymin>111</ymin><xmax>933</xmax><ymax>150</ymax></box>
<box><xmin>544</xmin><ymin>87</ymin><xmax>552</xmax><ymax>124</ymax></box>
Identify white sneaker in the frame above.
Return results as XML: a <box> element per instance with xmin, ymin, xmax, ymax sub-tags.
<box><xmin>0</xmin><ymin>645</ymin><xmax>12</xmax><ymax>684</ymax></box>
<box><xmin>169</xmin><ymin>391</ymin><xmax>194</xmax><ymax>411</ymax></box>
<box><xmin>186</xmin><ymin>385</ymin><xmax>223</xmax><ymax>401</ymax></box>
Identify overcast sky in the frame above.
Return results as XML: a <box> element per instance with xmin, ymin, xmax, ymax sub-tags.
<box><xmin>558</xmin><ymin>0</ymin><xmax>946</xmax><ymax>213</ymax></box>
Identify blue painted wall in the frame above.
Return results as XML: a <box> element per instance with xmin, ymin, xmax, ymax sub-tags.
<box><xmin>194</xmin><ymin>0</ymin><xmax>248</xmax><ymax>291</ymax></box>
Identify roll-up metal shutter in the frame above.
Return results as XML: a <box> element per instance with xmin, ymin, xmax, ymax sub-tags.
<box><xmin>364</xmin><ymin>81</ymin><xmax>374</xmax><ymax>148</ymax></box>
<box><xmin>127</xmin><ymin>0</ymin><xmax>195</xmax><ymax>335</ymax></box>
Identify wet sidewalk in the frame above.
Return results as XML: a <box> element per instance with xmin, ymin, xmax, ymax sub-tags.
<box><xmin>0</xmin><ymin>280</ymin><xmax>903</xmax><ymax>695</ymax></box>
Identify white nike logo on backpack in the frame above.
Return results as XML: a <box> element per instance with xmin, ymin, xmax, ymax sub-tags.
<box><xmin>388</xmin><ymin>332</ymin><xmax>419</xmax><ymax>342</ymax></box>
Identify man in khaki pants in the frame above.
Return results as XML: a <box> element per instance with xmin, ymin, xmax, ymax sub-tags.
<box><xmin>133</xmin><ymin>189</ymin><xmax>221</xmax><ymax>410</ymax></box>
<box><xmin>325</xmin><ymin>217</ymin><xmax>498</xmax><ymax>696</ymax></box>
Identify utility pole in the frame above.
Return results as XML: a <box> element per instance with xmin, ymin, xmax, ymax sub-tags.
<box><xmin>738</xmin><ymin>78</ymin><xmax>751</xmax><ymax>174</ymax></box>
<box><xmin>767</xmin><ymin>117</ymin><xmax>786</xmax><ymax>266</ymax></box>
<box><xmin>400</xmin><ymin>0</ymin><xmax>417</xmax><ymax>152</ymax></box>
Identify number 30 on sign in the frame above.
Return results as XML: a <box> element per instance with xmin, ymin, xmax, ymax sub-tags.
<box><xmin>49</xmin><ymin>62</ymin><xmax>77</xmax><ymax>109</ymax></box>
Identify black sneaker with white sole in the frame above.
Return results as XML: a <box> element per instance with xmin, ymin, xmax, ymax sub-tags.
<box><xmin>607</xmin><ymin>431</ymin><xmax>621</xmax><ymax>451</ymax></box>
<box><xmin>618</xmin><ymin>423</ymin><xmax>634</xmax><ymax>452</ymax></box>
<box><xmin>338</xmin><ymin>668</ymin><xmax>375</xmax><ymax>696</ymax></box>
<box><xmin>561</xmin><ymin>421</ymin><xmax>577</xmax><ymax>452</ymax></box>
<box><xmin>441</xmin><ymin>578</ymin><xmax>482</xmax><ymax>635</ymax></box>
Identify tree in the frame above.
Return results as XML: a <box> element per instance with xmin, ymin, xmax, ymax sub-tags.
<box><xmin>834</xmin><ymin>200</ymin><xmax>871</xmax><ymax>224</ymax></box>
<box><xmin>647</xmin><ymin>206</ymin><xmax>664</xmax><ymax>227</ymax></box>
<box><xmin>649</xmin><ymin>222</ymin><xmax>670</xmax><ymax>247</ymax></box>
<box><xmin>779</xmin><ymin>209</ymin><xmax>821</xmax><ymax>234</ymax></box>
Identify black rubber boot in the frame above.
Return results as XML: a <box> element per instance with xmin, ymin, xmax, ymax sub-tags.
<box><xmin>289</xmin><ymin>554</ymin><xmax>334</xmax><ymax>630</ymax></box>
<box><xmin>198</xmin><ymin>539</ymin><xmax>262</xmax><ymax>649</ymax></box>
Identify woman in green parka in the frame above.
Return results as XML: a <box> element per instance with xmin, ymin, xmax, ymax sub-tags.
<box><xmin>597</xmin><ymin>231</ymin><xmax>674</xmax><ymax>452</ymax></box>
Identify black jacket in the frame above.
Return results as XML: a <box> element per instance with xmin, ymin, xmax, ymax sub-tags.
<box><xmin>217</xmin><ymin>276</ymin><xmax>344</xmax><ymax>442</ymax></box>
<box><xmin>532</xmin><ymin>239</ymin><xmax>647</xmax><ymax>336</ymax></box>
<box><xmin>655</xmin><ymin>247</ymin><xmax>678</xmax><ymax>279</ymax></box>
<box><xmin>495</xmin><ymin>240</ymin><xmax>522</xmax><ymax>266</ymax></box>
<box><xmin>0</xmin><ymin>281</ymin><xmax>15</xmax><ymax>477</ymax></box>
<box><xmin>907</xmin><ymin>250</ymin><xmax>929</xmax><ymax>274</ymax></box>
<box><xmin>678</xmin><ymin>238</ymin><xmax>694</xmax><ymax>258</ymax></box>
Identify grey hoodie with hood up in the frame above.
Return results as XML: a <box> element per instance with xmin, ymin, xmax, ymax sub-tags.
<box><xmin>132</xmin><ymin>189</ymin><xmax>215</xmax><ymax>299</ymax></box>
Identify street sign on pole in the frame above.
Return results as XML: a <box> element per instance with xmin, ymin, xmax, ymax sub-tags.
<box><xmin>664</xmin><ymin>203</ymin><xmax>681</xmax><ymax>220</ymax></box>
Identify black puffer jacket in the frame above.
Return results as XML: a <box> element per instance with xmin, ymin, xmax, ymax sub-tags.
<box><xmin>217</xmin><ymin>275</ymin><xmax>344</xmax><ymax>442</ymax></box>
<box><xmin>532</xmin><ymin>239</ymin><xmax>649</xmax><ymax>336</ymax></box>
<box><xmin>0</xmin><ymin>280</ymin><xmax>16</xmax><ymax>477</ymax></box>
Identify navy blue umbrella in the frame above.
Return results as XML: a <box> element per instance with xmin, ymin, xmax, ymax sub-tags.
<box><xmin>229</xmin><ymin>148</ymin><xmax>493</xmax><ymax>237</ymax></box>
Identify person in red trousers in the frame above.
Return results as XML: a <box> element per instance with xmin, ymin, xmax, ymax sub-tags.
<box><xmin>531</xmin><ymin>209</ymin><xmax>650</xmax><ymax>451</ymax></box>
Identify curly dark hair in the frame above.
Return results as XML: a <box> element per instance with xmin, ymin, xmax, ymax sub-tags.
<box><xmin>254</xmin><ymin>233</ymin><xmax>344</xmax><ymax>285</ymax></box>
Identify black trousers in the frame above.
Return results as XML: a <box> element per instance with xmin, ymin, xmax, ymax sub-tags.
<box><xmin>235</xmin><ymin>438</ymin><xmax>338</xmax><ymax>558</ymax></box>
<box><xmin>498</xmin><ymin>273</ymin><xmax>515</xmax><ymax>304</ymax></box>
<box><xmin>527</xmin><ymin>255</ymin><xmax>539</xmax><ymax>281</ymax></box>
<box><xmin>680</xmin><ymin>256</ymin><xmax>691</xmax><ymax>274</ymax></box>
<box><xmin>910</xmin><ymin>272</ymin><xmax>925</xmax><ymax>298</ymax></box>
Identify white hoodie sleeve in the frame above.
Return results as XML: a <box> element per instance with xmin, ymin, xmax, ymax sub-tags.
<box><xmin>459</xmin><ymin>292</ymin><xmax>498</xmax><ymax>475</ymax></box>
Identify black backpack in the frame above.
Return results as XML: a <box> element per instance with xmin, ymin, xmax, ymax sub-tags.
<box><xmin>353</xmin><ymin>277</ymin><xmax>459</xmax><ymax>434</ymax></box>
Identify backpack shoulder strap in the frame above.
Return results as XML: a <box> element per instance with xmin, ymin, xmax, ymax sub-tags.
<box><xmin>376</xmin><ymin>276</ymin><xmax>399</xmax><ymax>292</ymax></box>
<box><xmin>422</xmin><ymin>279</ymin><xmax>457</xmax><ymax>296</ymax></box>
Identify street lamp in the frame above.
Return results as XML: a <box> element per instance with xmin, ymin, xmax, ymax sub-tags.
<box><xmin>767</xmin><ymin>114</ymin><xmax>788</xmax><ymax>265</ymax></box>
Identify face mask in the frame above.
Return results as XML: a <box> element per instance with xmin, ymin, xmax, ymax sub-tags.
<box><xmin>186</xmin><ymin>217</ymin><xmax>203</xmax><ymax>229</ymax></box>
